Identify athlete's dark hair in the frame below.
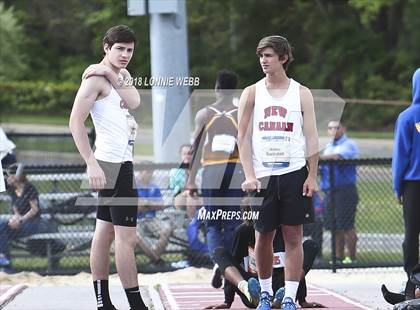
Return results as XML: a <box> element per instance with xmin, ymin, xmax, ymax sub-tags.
<box><xmin>102</xmin><ymin>25</ymin><xmax>137</xmax><ymax>53</ymax></box>
<box><xmin>256</xmin><ymin>35</ymin><xmax>294</xmax><ymax>71</ymax></box>
<box><xmin>215</xmin><ymin>69</ymin><xmax>238</xmax><ymax>90</ymax></box>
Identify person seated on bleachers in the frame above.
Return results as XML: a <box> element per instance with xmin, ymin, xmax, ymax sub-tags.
<box><xmin>136</xmin><ymin>162</ymin><xmax>174</xmax><ymax>267</ymax></box>
<box><xmin>170</xmin><ymin>143</ymin><xmax>202</xmax><ymax>220</ymax></box>
<box><xmin>0</xmin><ymin>164</ymin><xmax>43</xmax><ymax>270</ymax></box>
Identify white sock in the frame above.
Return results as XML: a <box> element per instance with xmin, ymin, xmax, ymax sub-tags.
<box><xmin>259</xmin><ymin>277</ymin><xmax>273</xmax><ymax>296</ymax></box>
<box><xmin>213</xmin><ymin>264</ymin><xmax>219</xmax><ymax>272</ymax></box>
<box><xmin>283</xmin><ymin>280</ymin><xmax>299</xmax><ymax>302</ymax></box>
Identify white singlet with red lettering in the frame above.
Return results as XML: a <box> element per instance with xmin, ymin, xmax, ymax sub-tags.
<box><xmin>252</xmin><ymin>78</ymin><xmax>306</xmax><ymax>178</ymax></box>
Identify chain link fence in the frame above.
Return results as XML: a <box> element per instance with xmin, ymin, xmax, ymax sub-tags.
<box><xmin>0</xmin><ymin>158</ymin><xmax>404</xmax><ymax>275</ymax></box>
<box><xmin>0</xmin><ymin>162</ymin><xmax>212</xmax><ymax>275</ymax></box>
<box><xmin>308</xmin><ymin>158</ymin><xmax>403</xmax><ymax>270</ymax></box>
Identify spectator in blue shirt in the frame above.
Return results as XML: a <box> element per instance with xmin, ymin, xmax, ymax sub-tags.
<box><xmin>392</xmin><ymin>68</ymin><xmax>420</xmax><ymax>278</ymax></box>
<box><xmin>320</xmin><ymin>120</ymin><xmax>359</xmax><ymax>264</ymax></box>
<box><xmin>136</xmin><ymin>162</ymin><xmax>173</xmax><ymax>267</ymax></box>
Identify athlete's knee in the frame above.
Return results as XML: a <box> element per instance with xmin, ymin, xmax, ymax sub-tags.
<box><xmin>255</xmin><ymin>230</ymin><xmax>275</xmax><ymax>245</ymax></box>
<box><xmin>93</xmin><ymin>228</ymin><xmax>114</xmax><ymax>246</ymax></box>
<box><xmin>282</xmin><ymin>226</ymin><xmax>302</xmax><ymax>245</ymax></box>
<box><xmin>115</xmin><ymin>229</ymin><xmax>138</xmax><ymax>249</ymax></box>
<box><xmin>124</xmin><ymin>234</ymin><xmax>138</xmax><ymax>249</ymax></box>
<box><xmin>284</xmin><ymin>234</ymin><xmax>302</xmax><ymax>250</ymax></box>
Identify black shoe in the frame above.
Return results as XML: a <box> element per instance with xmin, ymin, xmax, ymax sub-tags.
<box><xmin>211</xmin><ymin>267</ymin><xmax>222</xmax><ymax>288</ymax></box>
<box><xmin>381</xmin><ymin>284</ymin><xmax>405</xmax><ymax>305</ymax></box>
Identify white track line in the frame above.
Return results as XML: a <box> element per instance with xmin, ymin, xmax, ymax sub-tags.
<box><xmin>148</xmin><ymin>286</ymin><xmax>165</xmax><ymax>310</ymax></box>
<box><xmin>169</xmin><ymin>284</ymin><xmax>213</xmax><ymax>289</ymax></box>
<box><xmin>308</xmin><ymin>284</ymin><xmax>373</xmax><ymax>310</ymax></box>
<box><xmin>0</xmin><ymin>284</ymin><xmax>28</xmax><ymax>309</ymax></box>
<box><xmin>172</xmin><ymin>292</ymin><xmax>225</xmax><ymax>296</ymax></box>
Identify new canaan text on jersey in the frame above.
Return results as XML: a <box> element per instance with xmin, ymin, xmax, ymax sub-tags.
<box><xmin>259</xmin><ymin>105</ymin><xmax>294</xmax><ymax>132</ymax></box>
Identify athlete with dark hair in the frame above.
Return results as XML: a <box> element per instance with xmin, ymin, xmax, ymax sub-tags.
<box><xmin>187</xmin><ymin>69</ymin><xmax>244</xmax><ymax>282</ymax></box>
<box><xmin>70</xmin><ymin>25</ymin><xmax>147</xmax><ymax>310</ymax></box>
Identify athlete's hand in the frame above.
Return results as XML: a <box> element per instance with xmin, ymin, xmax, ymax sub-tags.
<box><xmin>300</xmin><ymin>301</ymin><xmax>326</xmax><ymax>308</ymax></box>
<box><xmin>186</xmin><ymin>182</ymin><xmax>199</xmax><ymax>197</ymax></box>
<box><xmin>115</xmin><ymin>69</ymin><xmax>133</xmax><ymax>88</ymax></box>
<box><xmin>119</xmin><ymin>68</ymin><xmax>131</xmax><ymax>81</ymax></box>
<box><xmin>82</xmin><ymin>64</ymin><xmax>110</xmax><ymax>80</ymax></box>
<box><xmin>302</xmin><ymin>175</ymin><xmax>318</xmax><ymax>197</ymax></box>
<box><xmin>8</xmin><ymin>215</ymin><xmax>22</xmax><ymax>229</ymax></box>
<box><xmin>241</xmin><ymin>178</ymin><xmax>261</xmax><ymax>193</ymax></box>
<box><xmin>87</xmin><ymin>161</ymin><xmax>106</xmax><ymax>191</ymax></box>
<box><xmin>203</xmin><ymin>303</ymin><xmax>231</xmax><ymax>309</ymax></box>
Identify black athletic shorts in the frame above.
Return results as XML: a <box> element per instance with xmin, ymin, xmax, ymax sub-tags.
<box><xmin>96</xmin><ymin>161</ymin><xmax>138</xmax><ymax>227</ymax></box>
<box><xmin>251</xmin><ymin>167</ymin><xmax>314</xmax><ymax>232</ymax></box>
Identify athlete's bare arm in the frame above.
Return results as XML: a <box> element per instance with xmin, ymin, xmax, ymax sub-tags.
<box><xmin>238</xmin><ymin>85</ymin><xmax>261</xmax><ymax>192</ymax></box>
<box><xmin>186</xmin><ymin>107</ymin><xmax>210</xmax><ymax>193</ymax></box>
<box><xmin>300</xmin><ymin>85</ymin><xmax>319</xmax><ymax>197</ymax></box>
<box><xmin>69</xmin><ymin>76</ymin><xmax>107</xmax><ymax>190</ymax></box>
<box><xmin>83</xmin><ymin>65</ymin><xmax>140</xmax><ymax>109</ymax></box>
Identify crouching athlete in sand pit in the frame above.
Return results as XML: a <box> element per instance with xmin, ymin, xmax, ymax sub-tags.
<box><xmin>204</xmin><ymin>202</ymin><xmax>325</xmax><ymax>309</ymax></box>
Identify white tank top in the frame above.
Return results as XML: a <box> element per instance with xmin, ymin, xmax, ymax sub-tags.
<box><xmin>252</xmin><ymin>78</ymin><xmax>306</xmax><ymax>178</ymax></box>
<box><xmin>90</xmin><ymin>86</ymin><xmax>138</xmax><ymax>163</ymax></box>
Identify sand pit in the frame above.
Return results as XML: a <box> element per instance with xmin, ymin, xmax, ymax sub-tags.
<box><xmin>0</xmin><ymin>267</ymin><xmax>214</xmax><ymax>287</ymax></box>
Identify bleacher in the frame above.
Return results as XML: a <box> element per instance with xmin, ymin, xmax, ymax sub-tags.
<box><xmin>0</xmin><ymin>164</ymin><xmax>198</xmax><ymax>274</ymax></box>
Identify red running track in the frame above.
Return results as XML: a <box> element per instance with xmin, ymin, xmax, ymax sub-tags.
<box><xmin>159</xmin><ymin>283</ymin><xmax>372</xmax><ymax>310</ymax></box>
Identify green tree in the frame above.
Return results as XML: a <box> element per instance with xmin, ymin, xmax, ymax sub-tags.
<box><xmin>0</xmin><ymin>2</ymin><xmax>27</xmax><ymax>80</ymax></box>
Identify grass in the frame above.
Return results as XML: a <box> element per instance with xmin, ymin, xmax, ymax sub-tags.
<box><xmin>15</xmin><ymin>137</ymin><xmax>79</xmax><ymax>153</ymax></box>
<box><xmin>320</xmin><ymin>178</ymin><xmax>403</xmax><ymax>235</ymax></box>
<box><xmin>355</xmin><ymin>179</ymin><xmax>404</xmax><ymax>234</ymax></box>
<box><xmin>12</xmin><ymin>137</ymin><xmax>153</xmax><ymax>155</ymax></box>
<box><xmin>0</xmin><ymin>114</ymin><xmax>72</xmax><ymax>126</ymax></box>
<box><xmin>347</xmin><ymin>130</ymin><xmax>393</xmax><ymax>139</ymax></box>
<box><xmin>320</xmin><ymin>250</ymin><xmax>402</xmax><ymax>264</ymax></box>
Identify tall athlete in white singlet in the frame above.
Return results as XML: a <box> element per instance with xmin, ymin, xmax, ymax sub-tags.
<box><xmin>69</xmin><ymin>25</ymin><xmax>148</xmax><ymax>310</ymax></box>
<box><xmin>238</xmin><ymin>36</ymin><xmax>319</xmax><ymax>310</ymax></box>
